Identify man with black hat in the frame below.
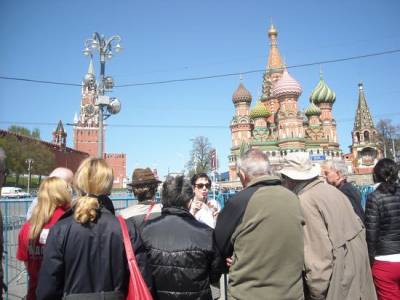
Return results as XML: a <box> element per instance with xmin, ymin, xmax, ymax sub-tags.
<box><xmin>119</xmin><ymin>168</ymin><xmax>162</xmax><ymax>229</ymax></box>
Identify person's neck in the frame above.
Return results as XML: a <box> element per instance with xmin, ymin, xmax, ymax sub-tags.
<box><xmin>195</xmin><ymin>196</ymin><xmax>207</xmax><ymax>203</ymax></box>
<box><xmin>336</xmin><ymin>177</ymin><xmax>346</xmax><ymax>188</ymax></box>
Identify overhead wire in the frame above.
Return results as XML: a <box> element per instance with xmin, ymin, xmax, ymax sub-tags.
<box><xmin>0</xmin><ymin>49</ymin><xmax>399</xmax><ymax>88</ymax></box>
<box><xmin>1</xmin><ymin>111</ymin><xmax>400</xmax><ymax>129</ymax></box>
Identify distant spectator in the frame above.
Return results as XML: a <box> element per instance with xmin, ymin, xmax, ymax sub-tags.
<box><xmin>189</xmin><ymin>173</ymin><xmax>220</xmax><ymax>228</ymax></box>
<box><xmin>215</xmin><ymin>149</ymin><xmax>304</xmax><ymax>299</ymax></box>
<box><xmin>280</xmin><ymin>153</ymin><xmax>376</xmax><ymax>300</ymax></box>
<box><xmin>366</xmin><ymin>158</ymin><xmax>400</xmax><ymax>300</ymax></box>
<box><xmin>17</xmin><ymin>177</ymin><xmax>71</xmax><ymax>300</ymax></box>
<box><xmin>142</xmin><ymin>176</ymin><xmax>222</xmax><ymax>299</ymax></box>
<box><xmin>36</xmin><ymin>158</ymin><xmax>152</xmax><ymax>299</ymax></box>
<box><xmin>26</xmin><ymin>167</ymin><xmax>74</xmax><ymax>220</ymax></box>
<box><xmin>0</xmin><ymin>148</ymin><xmax>6</xmax><ymax>299</ymax></box>
<box><xmin>321</xmin><ymin>160</ymin><xmax>365</xmax><ymax>224</ymax></box>
<box><xmin>119</xmin><ymin>167</ymin><xmax>162</xmax><ymax>228</ymax></box>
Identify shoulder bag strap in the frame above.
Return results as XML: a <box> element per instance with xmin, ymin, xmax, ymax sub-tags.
<box><xmin>117</xmin><ymin>216</ymin><xmax>153</xmax><ymax>300</ymax></box>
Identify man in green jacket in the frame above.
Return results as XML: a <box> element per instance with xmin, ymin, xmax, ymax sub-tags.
<box><xmin>214</xmin><ymin>149</ymin><xmax>304</xmax><ymax>300</ymax></box>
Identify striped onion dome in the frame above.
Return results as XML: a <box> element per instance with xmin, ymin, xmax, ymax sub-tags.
<box><xmin>232</xmin><ymin>83</ymin><xmax>252</xmax><ymax>104</ymax></box>
<box><xmin>310</xmin><ymin>76</ymin><xmax>336</xmax><ymax>104</ymax></box>
<box><xmin>305</xmin><ymin>101</ymin><xmax>321</xmax><ymax>117</ymax></box>
<box><xmin>250</xmin><ymin>100</ymin><xmax>271</xmax><ymax>119</ymax></box>
<box><xmin>271</xmin><ymin>69</ymin><xmax>302</xmax><ymax>98</ymax></box>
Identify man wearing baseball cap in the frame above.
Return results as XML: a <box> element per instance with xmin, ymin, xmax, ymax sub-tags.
<box><xmin>119</xmin><ymin>168</ymin><xmax>162</xmax><ymax>229</ymax></box>
<box><xmin>280</xmin><ymin>152</ymin><xmax>376</xmax><ymax>300</ymax></box>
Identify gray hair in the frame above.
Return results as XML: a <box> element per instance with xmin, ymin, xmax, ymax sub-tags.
<box><xmin>237</xmin><ymin>149</ymin><xmax>271</xmax><ymax>179</ymax></box>
<box><xmin>322</xmin><ymin>160</ymin><xmax>349</xmax><ymax>176</ymax></box>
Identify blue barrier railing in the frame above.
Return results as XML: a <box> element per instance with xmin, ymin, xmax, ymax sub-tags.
<box><xmin>0</xmin><ymin>196</ymin><xmax>137</xmax><ymax>300</ymax></box>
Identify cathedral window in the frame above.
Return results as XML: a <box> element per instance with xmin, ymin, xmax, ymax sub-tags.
<box><xmin>356</xmin><ymin>132</ymin><xmax>360</xmax><ymax>143</ymax></box>
<box><xmin>364</xmin><ymin>131</ymin><xmax>370</xmax><ymax>142</ymax></box>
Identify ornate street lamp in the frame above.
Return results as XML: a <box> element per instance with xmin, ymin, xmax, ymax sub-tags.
<box><xmin>82</xmin><ymin>32</ymin><xmax>122</xmax><ymax>158</ymax></box>
<box><xmin>26</xmin><ymin>158</ymin><xmax>34</xmax><ymax>195</ymax></box>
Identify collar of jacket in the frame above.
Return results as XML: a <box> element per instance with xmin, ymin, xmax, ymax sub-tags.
<box><xmin>297</xmin><ymin>178</ymin><xmax>324</xmax><ymax>195</ymax></box>
<box><xmin>162</xmin><ymin>206</ymin><xmax>195</xmax><ymax>219</ymax></box>
<box><xmin>246</xmin><ymin>175</ymin><xmax>282</xmax><ymax>189</ymax></box>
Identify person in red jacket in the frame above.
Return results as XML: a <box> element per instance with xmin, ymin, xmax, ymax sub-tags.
<box><xmin>17</xmin><ymin>177</ymin><xmax>71</xmax><ymax>300</ymax></box>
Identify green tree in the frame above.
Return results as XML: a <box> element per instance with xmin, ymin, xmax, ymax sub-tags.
<box><xmin>186</xmin><ymin>136</ymin><xmax>213</xmax><ymax>177</ymax></box>
<box><xmin>8</xmin><ymin>125</ymin><xmax>41</xmax><ymax>139</ymax></box>
<box><xmin>0</xmin><ymin>135</ymin><xmax>55</xmax><ymax>186</ymax></box>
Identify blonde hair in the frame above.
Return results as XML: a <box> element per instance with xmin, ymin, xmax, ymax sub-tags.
<box><xmin>74</xmin><ymin>158</ymin><xmax>113</xmax><ymax>224</ymax></box>
<box><xmin>29</xmin><ymin>177</ymin><xmax>71</xmax><ymax>240</ymax></box>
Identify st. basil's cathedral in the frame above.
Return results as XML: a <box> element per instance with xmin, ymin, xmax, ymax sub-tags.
<box><xmin>228</xmin><ymin>24</ymin><xmax>381</xmax><ymax>181</ymax></box>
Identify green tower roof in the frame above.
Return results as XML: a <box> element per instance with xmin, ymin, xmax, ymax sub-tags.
<box><xmin>305</xmin><ymin>101</ymin><xmax>321</xmax><ymax>117</ymax></box>
<box><xmin>249</xmin><ymin>100</ymin><xmax>271</xmax><ymax>120</ymax></box>
<box><xmin>310</xmin><ymin>73</ymin><xmax>336</xmax><ymax>104</ymax></box>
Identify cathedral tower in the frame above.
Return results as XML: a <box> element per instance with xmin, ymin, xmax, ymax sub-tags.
<box><xmin>351</xmin><ymin>83</ymin><xmax>381</xmax><ymax>173</ymax></box>
<box><xmin>229</xmin><ymin>82</ymin><xmax>253</xmax><ymax>180</ymax></box>
<box><xmin>272</xmin><ymin>68</ymin><xmax>305</xmax><ymax>150</ymax></box>
<box><xmin>310</xmin><ymin>73</ymin><xmax>338</xmax><ymax>146</ymax></box>
<box><xmin>261</xmin><ymin>24</ymin><xmax>284</xmax><ymax>125</ymax></box>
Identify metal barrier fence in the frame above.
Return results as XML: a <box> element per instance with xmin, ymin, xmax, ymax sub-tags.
<box><xmin>1</xmin><ymin>187</ymin><xmax>369</xmax><ymax>299</ymax></box>
<box><xmin>0</xmin><ymin>196</ymin><xmax>137</xmax><ymax>300</ymax></box>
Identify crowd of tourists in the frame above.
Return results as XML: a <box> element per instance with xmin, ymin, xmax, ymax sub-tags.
<box><xmin>0</xmin><ymin>147</ymin><xmax>400</xmax><ymax>300</ymax></box>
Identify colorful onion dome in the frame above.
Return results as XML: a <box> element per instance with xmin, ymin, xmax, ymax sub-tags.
<box><xmin>250</xmin><ymin>100</ymin><xmax>271</xmax><ymax>119</ymax></box>
<box><xmin>271</xmin><ymin>69</ymin><xmax>302</xmax><ymax>98</ymax></box>
<box><xmin>305</xmin><ymin>101</ymin><xmax>321</xmax><ymax>117</ymax></box>
<box><xmin>310</xmin><ymin>75</ymin><xmax>336</xmax><ymax>104</ymax></box>
<box><xmin>232</xmin><ymin>83</ymin><xmax>252</xmax><ymax>104</ymax></box>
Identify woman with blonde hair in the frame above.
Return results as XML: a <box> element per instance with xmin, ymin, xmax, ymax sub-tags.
<box><xmin>17</xmin><ymin>177</ymin><xmax>71</xmax><ymax>300</ymax></box>
<box><xmin>36</xmin><ymin>158</ymin><xmax>152</xmax><ymax>300</ymax></box>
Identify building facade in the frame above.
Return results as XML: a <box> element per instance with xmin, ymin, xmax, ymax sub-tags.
<box><xmin>350</xmin><ymin>83</ymin><xmax>382</xmax><ymax>174</ymax></box>
<box><xmin>229</xmin><ymin>24</ymin><xmax>341</xmax><ymax>180</ymax></box>
<box><xmin>73</xmin><ymin>59</ymin><xmax>126</xmax><ymax>188</ymax></box>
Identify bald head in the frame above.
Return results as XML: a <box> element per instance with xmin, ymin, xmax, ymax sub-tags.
<box><xmin>50</xmin><ymin>167</ymin><xmax>74</xmax><ymax>184</ymax></box>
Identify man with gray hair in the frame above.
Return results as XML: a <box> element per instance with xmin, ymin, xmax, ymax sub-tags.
<box><xmin>321</xmin><ymin>160</ymin><xmax>365</xmax><ymax>223</ymax></box>
<box><xmin>280</xmin><ymin>153</ymin><xmax>375</xmax><ymax>300</ymax></box>
<box><xmin>214</xmin><ymin>149</ymin><xmax>304</xmax><ymax>299</ymax></box>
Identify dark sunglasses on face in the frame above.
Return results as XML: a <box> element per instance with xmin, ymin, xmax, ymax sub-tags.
<box><xmin>195</xmin><ymin>183</ymin><xmax>210</xmax><ymax>189</ymax></box>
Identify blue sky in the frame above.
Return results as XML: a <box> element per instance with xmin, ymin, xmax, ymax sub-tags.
<box><xmin>1</xmin><ymin>0</ymin><xmax>399</xmax><ymax>178</ymax></box>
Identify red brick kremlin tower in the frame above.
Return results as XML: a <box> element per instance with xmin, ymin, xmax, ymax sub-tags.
<box><xmin>73</xmin><ymin>59</ymin><xmax>127</xmax><ymax>188</ymax></box>
<box><xmin>229</xmin><ymin>24</ymin><xmax>341</xmax><ymax>180</ymax></box>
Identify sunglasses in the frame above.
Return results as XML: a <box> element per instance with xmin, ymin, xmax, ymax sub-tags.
<box><xmin>195</xmin><ymin>183</ymin><xmax>210</xmax><ymax>189</ymax></box>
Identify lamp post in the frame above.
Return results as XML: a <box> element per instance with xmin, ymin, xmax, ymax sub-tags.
<box><xmin>26</xmin><ymin>158</ymin><xmax>33</xmax><ymax>195</ymax></box>
<box><xmin>83</xmin><ymin>32</ymin><xmax>122</xmax><ymax>158</ymax></box>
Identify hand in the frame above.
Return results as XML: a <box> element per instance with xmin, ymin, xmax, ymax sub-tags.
<box><xmin>226</xmin><ymin>257</ymin><xmax>233</xmax><ymax>267</ymax></box>
<box><xmin>189</xmin><ymin>199</ymin><xmax>203</xmax><ymax>215</ymax></box>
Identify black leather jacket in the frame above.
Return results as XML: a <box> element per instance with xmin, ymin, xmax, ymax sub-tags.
<box><xmin>365</xmin><ymin>186</ymin><xmax>400</xmax><ymax>261</ymax></box>
<box><xmin>36</xmin><ymin>196</ymin><xmax>152</xmax><ymax>300</ymax></box>
<box><xmin>141</xmin><ymin>206</ymin><xmax>223</xmax><ymax>300</ymax></box>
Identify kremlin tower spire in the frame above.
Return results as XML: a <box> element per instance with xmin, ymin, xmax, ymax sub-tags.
<box><xmin>52</xmin><ymin>120</ymin><xmax>67</xmax><ymax>148</ymax></box>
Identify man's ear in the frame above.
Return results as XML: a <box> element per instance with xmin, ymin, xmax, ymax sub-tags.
<box><xmin>238</xmin><ymin>170</ymin><xmax>247</xmax><ymax>187</ymax></box>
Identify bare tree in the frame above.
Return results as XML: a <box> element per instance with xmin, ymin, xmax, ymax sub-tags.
<box><xmin>186</xmin><ymin>136</ymin><xmax>212</xmax><ymax>177</ymax></box>
<box><xmin>376</xmin><ymin>119</ymin><xmax>399</xmax><ymax>160</ymax></box>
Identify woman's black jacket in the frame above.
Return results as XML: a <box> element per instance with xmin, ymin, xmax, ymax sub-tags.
<box><xmin>36</xmin><ymin>196</ymin><xmax>152</xmax><ymax>300</ymax></box>
<box><xmin>365</xmin><ymin>185</ymin><xmax>400</xmax><ymax>261</ymax></box>
<box><xmin>141</xmin><ymin>206</ymin><xmax>223</xmax><ymax>300</ymax></box>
